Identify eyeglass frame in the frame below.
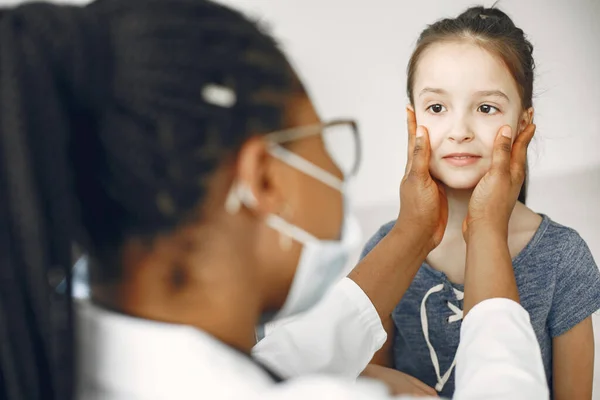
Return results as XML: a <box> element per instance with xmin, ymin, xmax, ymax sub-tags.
<box><xmin>263</xmin><ymin>119</ymin><xmax>362</xmax><ymax>179</ymax></box>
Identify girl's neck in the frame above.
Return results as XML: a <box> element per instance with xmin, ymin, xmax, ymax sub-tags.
<box><xmin>445</xmin><ymin>187</ymin><xmax>474</xmax><ymax>234</ymax></box>
<box><xmin>443</xmin><ymin>187</ymin><xmax>537</xmax><ymax>236</ymax></box>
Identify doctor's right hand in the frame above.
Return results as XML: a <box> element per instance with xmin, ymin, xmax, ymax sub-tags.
<box><xmin>396</xmin><ymin>109</ymin><xmax>448</xmax><ymax>252</ymax></box>
<box><xmin>463</xmin><ymin>123</ymin><xmax>536</xmax><ymax>239</ymax></box>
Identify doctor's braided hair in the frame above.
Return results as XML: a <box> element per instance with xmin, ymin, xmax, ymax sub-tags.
<box><xmin>406</xmin><ymin>5</ymin><xmax>535</xmax><ymax>203</ymax></box>
<box><xmin>0</xmin><ymin>1</ymin><xmax>301</xmax><ymax>399</ymax></box>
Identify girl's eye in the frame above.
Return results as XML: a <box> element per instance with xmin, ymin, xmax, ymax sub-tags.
<box><xmin>427</xmin><ymin>104</ymin><xmax>446</xmax><ymax>114</ymax></box>
<box><xmin>478</xmin><ymin>104</ymin><xmax>500</xmax><ymax>115</ymax></box>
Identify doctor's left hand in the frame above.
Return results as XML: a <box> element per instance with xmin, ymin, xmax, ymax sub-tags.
<box><xmin>397</xmin><ymin>109</ymin><xmax>448</xmax><ymax>251</ymax></box>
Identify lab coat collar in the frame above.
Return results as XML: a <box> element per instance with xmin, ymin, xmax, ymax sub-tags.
<box><xmin>76</xmin><ymin>300</ymin><xmax>273</xmax><ymax>399</ymax></box>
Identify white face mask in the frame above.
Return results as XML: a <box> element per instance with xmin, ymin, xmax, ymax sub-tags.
<box><xmin>225</xmin><ymin>143</ymin><xmax>362</xmax><ymax>323</ymax></box>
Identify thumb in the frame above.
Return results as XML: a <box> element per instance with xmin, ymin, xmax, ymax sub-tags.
<box><xmin>510</xmin><ymin>123</ymin><xmax>536</xmax><ymax>175</ymax></box>
<box><xmin>408</xmin><ymin>126</ymin><xmax>431</xmax><ymax>178</ymax></box>
<box><xmin>404</xmin><ymin>108</ymin><xmax>418</xmax><ymax>175</ymax></box>
<box><xmin>490</xmin><ymin>125</ymin><xmax>513</xmax><ymax>173</ymax></box>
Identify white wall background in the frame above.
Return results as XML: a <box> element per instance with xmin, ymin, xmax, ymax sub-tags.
<box><xmin>4</xmin><ymin>0</ymin><xmax>598</xmax><ymax>397</ymax></box>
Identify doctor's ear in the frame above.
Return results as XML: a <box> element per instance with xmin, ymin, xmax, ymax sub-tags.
<box><xmin>518</xmin><ymin>107</ymin><xmax>535</xmax><ymax>134</ymax></box>
<box><xmin>225</xmin><ymin>136</ymin><xmax>288</xmax><ymax>217</ymax></box>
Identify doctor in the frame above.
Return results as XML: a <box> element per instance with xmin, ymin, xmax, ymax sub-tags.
<box><xmin>0</xmin><ymin>1</ymin><xmax>547</xmax><ymax>400</ymax></box>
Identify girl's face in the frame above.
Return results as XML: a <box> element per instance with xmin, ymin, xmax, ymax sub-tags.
<box><xmin>412</xmin><ymin>41</ymin><xmax>533</xmax><ymax>190</ymax></box>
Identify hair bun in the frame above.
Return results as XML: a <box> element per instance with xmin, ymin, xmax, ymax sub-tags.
<box><xmin>458</xmin><ymin>6</ymin><xmax>517</xmax><ymax>29</ymax></box>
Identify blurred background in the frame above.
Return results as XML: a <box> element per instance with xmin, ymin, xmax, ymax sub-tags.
<box><xmin>4</xmin><ymin>0</ymin><xmax>599</xmax><ymax>397</ymax></box>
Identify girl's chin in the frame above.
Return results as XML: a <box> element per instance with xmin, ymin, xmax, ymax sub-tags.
<box><xmin>432</xmin><ymin>174</ymin><xmax>482</xmax><ymax>191</ymax></box>
<box><xmin>430</xmin><ymin>163</ymin><xmax>488</xmax><ymax>191</ymax></box>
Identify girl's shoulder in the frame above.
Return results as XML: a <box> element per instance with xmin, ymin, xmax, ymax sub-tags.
<box><xmin>508</xmin><ymin>203</ymin><xmax>591</xmax><ymax>264</ymax></box>
<box><xmin>511</xmin><ymin>212</ymin><xmax>600</xmax><ymax>337</ymax></box>
<box><xmin>518</xmin><ymin>213</ymin><xmax>592</xmax><ymax>261</ymax></box>
<box><xmin>360</xmin><ymin>220</ymin><xmax>396</xmax><ymax>259</ymax></box>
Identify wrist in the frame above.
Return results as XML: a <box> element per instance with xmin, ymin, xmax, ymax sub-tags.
<box><xmin>465</xmin><ymin>221</ymin><xmax>508</xmax><ymax>244</ymax></box>
<box><xmin>465</xmin><ymin>218</ymin><xmax>508</xmax><ymax>240</ymax></box>
<box><xmin>390</xmin><ymin>222</ymin><xmax>433</xmax><ymax>259</ymax></box>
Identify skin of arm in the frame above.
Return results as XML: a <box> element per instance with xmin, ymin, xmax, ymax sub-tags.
<box><xmin>552</xmin><ymin>317</ymin><xmax>595</xmax><ymax>400</ymax></box>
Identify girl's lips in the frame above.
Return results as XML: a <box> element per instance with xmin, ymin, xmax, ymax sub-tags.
<box><xmin>442</xmin><ymin>154</ymin><xmax>481</xmax><ymax>167</ymax></box>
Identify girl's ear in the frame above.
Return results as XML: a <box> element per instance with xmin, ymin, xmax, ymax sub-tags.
<box><xmin>519</xmin><ymin>107</ymin><xmax>534</xmax><ymax>134</ymax></box>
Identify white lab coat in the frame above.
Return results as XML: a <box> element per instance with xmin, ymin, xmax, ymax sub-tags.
<box><xmin>76</xmin><ymin>277</ymin><xmax>549</xmax><ymax>399</ymax></box>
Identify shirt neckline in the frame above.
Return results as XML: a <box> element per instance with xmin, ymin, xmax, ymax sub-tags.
<box><xmin>422</xmin><ymin>214</ymin><xmax>551</xmax><ymax>290</ymax></box>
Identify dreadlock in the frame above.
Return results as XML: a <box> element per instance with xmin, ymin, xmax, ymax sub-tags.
<box><xmin>0</xmin><ymin>1</ymin><xmax>300</xmax><ymax>399</ymax></box>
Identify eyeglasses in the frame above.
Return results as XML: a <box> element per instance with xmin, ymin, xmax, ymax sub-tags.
<box><xmin>264</xmin><ymin>119</ymin><xmax>361</xmax><ymax>179</ymax></box>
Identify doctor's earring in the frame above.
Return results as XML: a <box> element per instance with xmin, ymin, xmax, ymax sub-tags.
<box><xmin>224</xmin><ymin>182</ymin><xmax>258</xmax><ymax>215</ymax></box>
<box><xmin>225</xmin><ymin>182</ymin><xmax>295</xmax><ymax>251</ymax></box>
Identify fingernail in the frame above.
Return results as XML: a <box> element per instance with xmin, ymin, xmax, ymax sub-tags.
<box><xmin>501</xmin><ymin>126</ymin><xmax>512</xmax><ymax>138</ymax></box>
<box><xmin>416</xmin><ymin>126</ymin><xmax>424</xmax><ymax>138</ymax></box>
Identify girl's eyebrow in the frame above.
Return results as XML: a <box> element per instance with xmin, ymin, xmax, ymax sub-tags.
<box><xmin>474</xmin><ymin>90</ymin><xmax>510</xmax><ymax>101</ymax></box>
<box><xmin>419</xmin><ymin>87</ymin><xmax>448</xmax><ymax>97</ymax></box>
<box><xmin>419</xmin><ymin>88</ymin><xmax>510</xmax><ymax>102</ymax></box>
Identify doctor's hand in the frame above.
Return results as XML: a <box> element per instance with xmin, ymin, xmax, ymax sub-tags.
<box><xmin>396</xmin><ymin>109</ymin><xmax>448</xmax><ymax>252</ymax></box>
<box><xmin>361</xmin><ymin>364</ymin><xmax>439</xmax><ymax>398</ymax></box>
<box><xmin>463</xmin><ymin>123</ymin><xmax>536</xmax><ymax>240</ymax></box>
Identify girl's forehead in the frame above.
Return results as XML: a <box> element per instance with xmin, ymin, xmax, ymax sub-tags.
<box><xmin>413</xmin><ymin>41</ymin><xmax>520</xmax><ymax>99</ymax></box>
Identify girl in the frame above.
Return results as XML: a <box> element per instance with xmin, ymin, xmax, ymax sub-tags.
<box><xmin>362</xmin><ymin>6</ymin><xmax>600</xmax><ymax>400</ymax></box>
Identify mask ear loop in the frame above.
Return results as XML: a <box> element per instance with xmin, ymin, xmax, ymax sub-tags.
<box><xmin>277</xmin><ymin>203</ymin><xmax>294</xmax><ymax>251</ymax></box>
<box><xmin>224</xmin><ymin>181</ymin><xmax>296</xmax><ymax>251</ymax></box>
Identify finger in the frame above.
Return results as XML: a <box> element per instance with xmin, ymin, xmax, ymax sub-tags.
<box><xmin>406</xmin><ymin>107</ymin><xmax>417</xmax><ymax>136</ymax></box>
<box><xmin>405</xmin><ymin>108</ymin><xmax>417</xmax><ymax>174</ymax></box>
<box><xmin>490</xmin><ymin>125</ymin><xmax>513</xmax><ymax>173</ymax></box>
<box><xmin>408</xmin><ymin>125</ymin><xmax>431</xmax><ymax>178</ymax></box>
<box><xmin>510</xmin><ymin>123</ymin><xmax>536</xmax><ymax>176</ymax></box>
